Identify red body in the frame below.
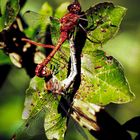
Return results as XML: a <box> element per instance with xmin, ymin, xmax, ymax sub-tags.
<box><xmin>22</xmin><ymin>2</ymin><xmax>81</xmax><ymax>77</ymax></box>
<box><xmin>60</xmin><ymin>13</ymin><xmax>80</xmax><ymax>32</ymax></box>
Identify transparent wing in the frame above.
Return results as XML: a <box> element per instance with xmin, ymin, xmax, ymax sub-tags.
<box><xmin>23</xmin><ymin>10</ymin><xmax>54</xmax><ymax>43</ymax></box>
<box><xmin>23</xmin><ymin>10</ymin><xmax>62</xmax><ymax>45</ymax></box>
<box><xmin>23</xmin><ymin>1</ymin><xmax>53</xmax><ymax>29</ymax></box>
<box><xmin>23</xmin><ymin>10</ymin><xmax>49</xmax><ymax>29</ymax></box>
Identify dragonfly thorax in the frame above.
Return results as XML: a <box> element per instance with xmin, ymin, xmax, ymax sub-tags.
<box><xmin>60</xmin><ymin>13</ymin><xmax>80</xmax><ymax>32</ymax></box>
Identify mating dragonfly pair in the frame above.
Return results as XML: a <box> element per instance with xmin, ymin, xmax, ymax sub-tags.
<box><xmin>17</xmin><ymin>0</ymin><xmax>122</xmax><ymax>139</ymax></box>
<box><xmin>22</xmin><ymin>0</ymin><xmax>116</xmax><ymax>83</ymax></box>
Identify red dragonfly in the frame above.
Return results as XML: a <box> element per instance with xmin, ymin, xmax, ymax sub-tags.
<box><xmin>17</xmin><ymin>1</ymin><xmax>118</xmax><ymax>139</ymax></box>
<box><xmin>22</xmin><ymin>0</ymin><xmax>116</xmax><ymax>78</ymax></box>
<box><xmin>22</xmin><ymin>0</ymin><xmax>82</xmax><ymax>77</ymax></box>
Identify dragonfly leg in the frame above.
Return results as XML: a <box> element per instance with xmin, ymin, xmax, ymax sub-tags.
<box><xmin>86</xmin><ymin>36</ymin><xmax>102</xmax><ymax>44</ymax></box>
<box><xmin>22</xmin><ymin>38</ymin><xmax>55</xmax><ymax>49</ymax></box>
<box><xmin>79</xmin><ymin>23</ymin><xmax>102</xmax><ymax>44</ymax></box>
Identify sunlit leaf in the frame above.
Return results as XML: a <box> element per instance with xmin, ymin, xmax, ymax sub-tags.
<box><xmin>39</xmin><ymin>2</ymin><xmax>53</xmax><ymax>17</ymax></box>
<box><xmin>55</xmin><ymin>2</ymin><xmax>70</xmax><ymax>18</ymax></box>
<box><xmin>47</xmin><ymin>49</ymin><xmax>69</xmax><ymax>81</ymax></box>
<box><xmin>44</xmin><ymin>97</ymin><xmax>67</xmax><ymax>140</ymax></box>
<box><xmin>50</xmin><ymin>17</ymin><xmax>60</xmax><ymax>45</ymax></box>
<box><xmin>0</xmin><ymin>0</ymin><xmax>20</xmax><ymax>31</ymax></box>
<box><xmin>74</xmin><ymin>50</ymin><xmax>135</xmax><ymax>105</ymax></box>
<box><xmin>15</xmin><ymin>76</ymin><xmax>67</xmax><ymax>140</ymax></box>
<box><xmin>85</xmin><ymin>2</ymin><xmax>126</xmax><ymax>47</ymax></box>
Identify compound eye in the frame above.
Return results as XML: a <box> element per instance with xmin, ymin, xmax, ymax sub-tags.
<box><xmin>67</xmin><ymin>3</ymin><xmax>81</xmax><ymax>13</ymax></box>
<box><xmin>67</xmin><ymin>4</ymin><xmax>73</xmax><ymax>12</ymax></box>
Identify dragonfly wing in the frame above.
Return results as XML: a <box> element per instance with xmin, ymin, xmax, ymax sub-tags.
<box><xmin>84</xmin><ymin>2</ymin><xmax>126</xmax><ymax>46</ymax></box>
<box><xmin>71</xmin><ymin>99</ymin><xmax>101</xmax><ymax>131</ymax></box>
<box><xmin>23</xmin><ymin>11</ymin><xmax>49</xmax><ymax>28</ymax></box>
<box><xmin>50</xmin><ymin>17</ymin><xmax>61</xmax><ymax>45</ymax></box>
<box><xmin>46</xmin><ymin>17</ymin><xmax>70</xmax><ymax>81</ymax></box>
<box><xmin>23</xmin><ymin>10</ymin><xmax>52</xmax><ymax>42</ymax></box>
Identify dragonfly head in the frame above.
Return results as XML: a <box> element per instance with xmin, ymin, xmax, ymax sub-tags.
<box><xmin>67</xmin><ymin>1</ymin><xmax>81</xmax><ymax>14</ymax></box>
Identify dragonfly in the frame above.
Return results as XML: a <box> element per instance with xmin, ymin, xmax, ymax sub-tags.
<box><xmin>22</xmin><ymin>0</ymin><xmax>83</xmax><ymax>78</ymax></box>
<box><xmin>13</xmin><ymin>34</ymin><xmax>101</xmax><ymax>140</ymax></box>
<box><xmin>22</xmin><ymin>0</ymin><xmax>116</xmax><ymax>78</ymax></box>
<box><xmin>14</xmin><ymin>0</ymin><xmax>121</xmax><ymax>139</ymax></box>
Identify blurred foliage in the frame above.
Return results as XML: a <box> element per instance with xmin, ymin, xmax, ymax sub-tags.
<box><xmin>0</xmin><ymin>0</ymin><xmax>140</xmax><ymax>140</ymax></box>
<box><xmin>0</xmin><ymin>0</ymin><xmax>20</xmax><ymax>31</ymax></box>
<box><xmin>0</xmin><ymin>50</ymin><xmax>11</xmax><ymax>65</ymax></box>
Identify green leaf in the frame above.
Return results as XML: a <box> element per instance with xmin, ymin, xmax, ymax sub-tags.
<box><xmin>74</xmin><ymin>50</ymin><xmax>135</xmax><ymax>105</ymax></box>
<box><xmin>47</xmin><ymin>48</ymin><xmax>69</xmax><ymax>81</ymax></box>
<box><xmin>44</xmin><ymin>98</ymin><xmax>66</xmax><ymax>140</ymax></box>
<box><xmin>85</xmin><ymin>2</ymin><xmax>126</xmax><ymax>47</ymax></box>
<box><xmin>55</xmin><ymin>2</ymin><xmax>70</xmax><ymax>18</ymax></box>
<box><xmin>39</xmin><ymin>2</ymin><xmax>53</xmax><ymax>33</ymax></box>
<box><xmin>16</xmin><ymin>76</ymin><xmax>67</xmax><ymax>140</ymax></box>
<box><xmin>0</xmin><ymin>0</ymin><xmax>20</xmax><ymax>31</ymax></box>
<box><xmin>0</xmin><ymin>50</ymin><xmax>11</xmax><ymax>65</ymax></box>
<box><xmin>39</xmin><ymin>2</ymin><xmax>53</xmax><ymax>17</ymax></box>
